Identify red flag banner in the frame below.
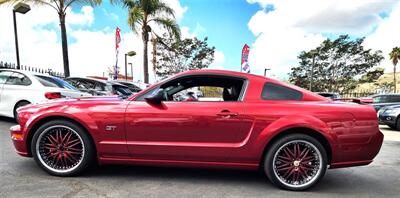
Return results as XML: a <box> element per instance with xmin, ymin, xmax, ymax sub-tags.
<box><xmin>114</xmin><ymin>27</ymin><xmax>121</xmax><ymax>80</ymax></box>
<box><xmin>241</xmin><ymin>44</ymin><xmax>250</xmax><ymax>73</ymax></box>
<box><xmin>115</xmin><ymin>27</ymin><xmax>121</xmax><ymax>50</ymax></box>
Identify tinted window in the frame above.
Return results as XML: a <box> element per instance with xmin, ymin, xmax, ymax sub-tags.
<box><xmin>94</xmin><ymin>82</ymin><xmax>106</xmax><ymax>91</ymax></box>
<box><xmin>36</xmin><ymin>77</ymin><xmax>59</xmax><ymax>88</ymax></box>
<box><xmin>262</xmin><ymin>83</ymin><xmax>302</xmax><ymax>100</ymax></box>
<box><xmin>35</xmin><ymin>75</ymin><xmax>77</xmax><ymax>90</ymax></box>
<box><xmin>113</xmin><ymin>85</ymin><xmax>132</xmax><ymax>96</ymax></box>
<box><xmin>0</xmin><ymin>71</ymin><xmax>13</xmax><ymax>84</ymax></box>
<box><xmin>6</xmin><ymin>72</ymin><xmax>31</xmax><ymax>86</ymax></box>
<box><xmin>387</xmin><ymin>95</ymin><xmax>400</xmax><ymax>103</ymax></box>
<box><xmin>66</xmin><ymin>78</ymin><xmax>95</xmax><ymax>90</ymax></box>
<box><xmin>119</xmin><ymin>82</ymin><xmax>142</xmax><ymax>92</ymax></box>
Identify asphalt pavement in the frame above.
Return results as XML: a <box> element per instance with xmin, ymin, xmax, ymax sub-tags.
<box><xmin>1</xmin><ymin>117</ymin><xmax>399</xmax><ymax>198</ymax></box>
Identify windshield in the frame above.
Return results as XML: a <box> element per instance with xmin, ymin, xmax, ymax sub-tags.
<box><xmin>35</xmin><ymin>75</ymin><xmax>78</xmax><ymax>90</ymax></box>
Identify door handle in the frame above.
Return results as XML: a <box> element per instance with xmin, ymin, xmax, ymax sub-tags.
<box><xmin>216</xmin><ymin>110</ymin><xmax>239</xmax><ymax>117</ymax></box>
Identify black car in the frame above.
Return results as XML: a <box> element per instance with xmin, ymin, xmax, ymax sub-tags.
<box><xmin>65</xmin><ymin>77</ymin><xmax>133</xmax><ymax>97</ymax></box>
<box><xmin>378</xmin><ymin>104</ymin><xmax>400</xmax><ymax>130</ymax></box>
<box><xmin>116</xmin><ymin>81</ymin><xmax>142</xmax><ymax>93</ymax></box>
<box><xmin>371</xmin><ymin>93</ymin><xmax>400</xmax><ymax>112</ymax></box>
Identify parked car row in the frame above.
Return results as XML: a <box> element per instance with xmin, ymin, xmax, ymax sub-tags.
<box><xmin>316</xmin><ymin>91</ymin><xmax>400</xmax><ymax>130</ymax></box>
<box><xmin>65</xmin><ymin>77</ymin><xmax>136</xmax><ymax>98</ymax></box>
<box><xmin>0</xmin><ymin>69</ymin><xmax>143</xmax><ymax>120</ymax></box>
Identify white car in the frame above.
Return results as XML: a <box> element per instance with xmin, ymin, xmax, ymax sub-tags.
<box><xmin>0</xmin><ymin>69</ymin><xmax>91</xmax><ymax>120</ymax></box>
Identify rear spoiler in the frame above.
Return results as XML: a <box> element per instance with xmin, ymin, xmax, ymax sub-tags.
<box><xmin>333</xmin><ymin>98</ymin><xmax>373</xmax><ymax>104</ymax></box>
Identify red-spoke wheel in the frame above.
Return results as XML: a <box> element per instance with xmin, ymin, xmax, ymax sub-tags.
<box><xmin>36</xmin><ymin>125</ymin><xmax>85</xmax><ymax>173</ymax></box>
<box><xmin>272</xmin><ymin>140</ymin><xmax>322</xmax><ymax>188</ymax></box>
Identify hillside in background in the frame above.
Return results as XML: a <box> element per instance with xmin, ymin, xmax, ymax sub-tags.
<box><xmin>355</xmin><ymin>72</ymin><xmax>399</xmax><ymax>93</ymax></box>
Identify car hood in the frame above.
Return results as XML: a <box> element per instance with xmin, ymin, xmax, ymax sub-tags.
<box><xmin>18</xmin><ymin>95</ymin><xmax>122</xmax><ymax>111</ymax></box>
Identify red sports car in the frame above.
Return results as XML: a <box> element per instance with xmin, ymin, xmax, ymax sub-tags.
<box><xmin>10</xmin><ymin>70</ymin><xmax>383</xmax><ymax>190</ymax></box>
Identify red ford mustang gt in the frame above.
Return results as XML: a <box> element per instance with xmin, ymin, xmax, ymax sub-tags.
<box><xmin>10</xmin><ymin>70</ymin><xmax>383</xmax><ymax>190</ymax></box>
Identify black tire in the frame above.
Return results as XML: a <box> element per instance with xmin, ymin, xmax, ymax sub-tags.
<box><xmin>264</xmin><ymin>133</ymin><xmax>328</xmax><ymax>191</ymax></box>
<box><xmin>388</xmin><ymin>124</ymin><xmax>397</xmax><ymax>130</ymax></box>
<box><xmin>31</xmin><ymin>119</ymin><xmax>95</xmax><ymax>176</ymax></box>
<box><xmin>395</xmin><ymin>118</ymin><xmax>400</xmax><ymax>131</ymax></box>
<box><xmin>14</xmin><ymin>101</ymin><xmax>30</xmax><ymax>122</ymax></box>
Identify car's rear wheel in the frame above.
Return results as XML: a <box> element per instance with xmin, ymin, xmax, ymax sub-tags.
<box><xmin>264</xmin><ymin>134</ymin><xmax>327</xmax><ymax>190</ymax></box>
<box><xmin>31</xmin><ymin>119</ymin><xmax>95</xmax><ymax>176</ymax></box>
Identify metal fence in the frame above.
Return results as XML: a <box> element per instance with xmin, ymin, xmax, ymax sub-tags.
<box><xmin>0</xmin><ymin>61</ymin><xmax>64</xmax><ymax>78</ymax></box>
<box><xmin>340</xmin><ymin>91</ymin><xmax>380</xmax><ymax>98</ymax></box>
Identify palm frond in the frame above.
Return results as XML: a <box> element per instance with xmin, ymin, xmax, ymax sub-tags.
<box><xmin>152</xmin><ymin>17</ymin><xmax>181</xmax><ymax>41</ymax></box>
<box><xmin>64</xmin><ymin>0</ymin><xmax>102</xmax><ymax>11</ymax></box>
<box><xmin>128</xmin><ymin>6</ymin><xmax>144</xmax><ymax>34</ymax></box>
<box><xmin>152</xmin><ymin>1</ymin><xmax>175</xmax><ymax>18</ymax></box>
<box><xmin>110</xmin><ymin>0</ymin><xmax>139</xmax><ymax>9</ymax></box>
<box><xmin>390</xmin><ymin>47</ymin><xmax>400</xmax><ymax>66</ymax></box>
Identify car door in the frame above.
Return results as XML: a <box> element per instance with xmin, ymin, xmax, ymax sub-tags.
<box><xmin>0</xmin><ymin>72</ymin><xmax>33</xmax><ymax>117</ymax></box>
<box><xmin>0</xmin><ymin>71</ymin><xmax>14</xmax><ymax>116</ymax></box>
<box><xmin>124</xmin><ymin>75</ymin><xmax>253</xmax><ymax>162</ymax></box>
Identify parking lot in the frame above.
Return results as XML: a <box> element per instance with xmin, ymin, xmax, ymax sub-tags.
<box><xmin>1</xmin><ymin>117</ymin><xmax>399</xmax><ymax>198</ymax></box>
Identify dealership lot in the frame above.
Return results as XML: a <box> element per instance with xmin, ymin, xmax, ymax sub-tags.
<box><xmin>1</xmin><ymin>118</ymin><xmax>399</xmax><ymax>198</ymax></box>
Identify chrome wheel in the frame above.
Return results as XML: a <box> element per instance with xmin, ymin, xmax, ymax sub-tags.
<box><xmin>36</xmin><ymin>125</ymin><xmax>85</xmax><ymax>174</ymax></box>
<box><xmin>272</xmin><ymin>140</ymin><xmax>323</xmax><ymax>189</ymax></box>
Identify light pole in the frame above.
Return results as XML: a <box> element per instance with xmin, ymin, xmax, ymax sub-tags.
<box><xmin>13</xmin><ymin>3</ymin><xmax>30</xmax><ymax>70</ymax></box>
<box><xmin>125</xmin><ymin>51</ymin><xmax>136</xmax><ymax>81</ymax></box>
<box><xmin>264</xmin><ymin>68</ymin><xmax>270</xmax><ymax>77</ymax></box>
<box><xmin>128</xmin><ymin>63</ymin><xmax>133</xmax><ymax>81</ymax></box>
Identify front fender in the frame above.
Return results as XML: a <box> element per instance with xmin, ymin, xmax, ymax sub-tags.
<box><xmin>20</xmin><ymin>105</ymin><xmax>100</xmax><ymax>143</ymax></box>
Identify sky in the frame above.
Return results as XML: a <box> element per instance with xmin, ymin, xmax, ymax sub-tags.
<box><xmin>1</xmin><ymin>0</ymin><xmax>400</xmax><ymax>82</ymax></box>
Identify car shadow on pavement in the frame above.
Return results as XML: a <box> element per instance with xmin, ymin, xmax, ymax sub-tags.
<box><xmin>0</xmin><ymin>116</ymin><xmax>16</xmax><ymax>124</ymax></box>
<box><xmin>81</xmin><ymin>164</ymin><xmax>386</xmax><ymax>193</ymax></box>
<box><xmin>87</xmin><ymin>164</ymin><xmax>272</xmax><ymax>186</ymax></box>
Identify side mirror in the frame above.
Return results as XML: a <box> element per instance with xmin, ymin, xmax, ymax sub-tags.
<box><xmin>145</xmin><ymin>89</ymin><xmax>165</xmax><ymax>104</ymax></box>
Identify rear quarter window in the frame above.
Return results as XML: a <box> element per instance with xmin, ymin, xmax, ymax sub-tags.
<box><xmin>261</xmin><ymin>83</ymin><xmax>303</xmax><ymax>100</ymax></box>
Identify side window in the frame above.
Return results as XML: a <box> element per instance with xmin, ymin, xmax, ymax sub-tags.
<box><xmin>387</xmin><ymin>95</ymin><xmax>400</xmax><ymax>103</ymax></box>
<box><xmin>373</xmin><ymin>96</ymin><xmax>381</xmax><ymax>103</ymax></box>
<box><xmin>135</xmin><ymin>75</ymin><xmax>245</xmax><ymax>102</ymax></box>
<box><xmin>261</xmin><ymin>83</ymin><xmax>302</xmax><ymax>100</ymax></box>
<box><xmin>5</xmin><ymin>72</ymin><xmax>32</xmax><ymax>86</ymax></box>
<box><xmin>173</xmin><ymin>86</ymin><xmax>224</xmax><ymax>102</ymax></box>
<box><xmin>94</xmin><ymin>83</ymin><xmax>105</xmax><ymax>91</ymax></box>
<box><xmin>0</xmin><ymin>71</ymin><xmax>14</xmax><ymax>84</ymax></box>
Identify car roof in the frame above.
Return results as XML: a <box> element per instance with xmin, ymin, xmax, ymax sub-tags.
<box><xmin>67</xmin><ymin>77</ymin><xmax>109</xmax><ymax>84</ymax></box>
<box><xmin>0</xmin><ymin>69</ymin><xmax>51</xmax><ymax>77</ymax></box>
<box><xmin>107</xmin><ymin>81</ymin><xmax>129</xmax><ymax>87</ymax></box>
<box><xmin>316</xmin><ymin>92</ymin><xmax>339</xmax><ymax>94</ymax></box>
<box><xmin>373</xmin><ymin>93</ymin><xmax>400</xmax><ymax>97</ymax></box>
<box><xmin>131</xmin><ymin>69</ymin><xmax>328</xmax><ymax>101</ymax></box>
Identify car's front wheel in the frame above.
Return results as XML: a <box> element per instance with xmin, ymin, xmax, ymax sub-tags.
<box><xmin>31</xmin><ymin>119</ymin><xmax>95</xmax><ymax>176</ymax></box>
<box><xmin>264</xmin><ymin>133</ymin><xmax>327</xmax><ymax>190</ymax></box>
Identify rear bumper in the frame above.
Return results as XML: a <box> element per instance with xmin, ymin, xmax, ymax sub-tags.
<box><xmin>10</xmin><ymin>125</ymin><xmax>30</xmax><ymax>157</ymax></box>
<box><xmin>330</xmin><ymin>130</ymin><xmax>384</xmax><ymax>169</ymax></box>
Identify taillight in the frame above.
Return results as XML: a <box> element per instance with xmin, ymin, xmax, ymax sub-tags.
<box><xmin>45</xmin><ymin>92</ymin><xmax>62</xmax><ymax>99</ymax></box>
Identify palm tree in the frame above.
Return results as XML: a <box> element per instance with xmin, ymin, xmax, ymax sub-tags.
<box><xmin>389</xmin><ymin>47</ymin><xmax>400</xmax><ymax>93</ymax></box>
<box><xmin>115</xmin><ymin>0</ymin><xmax>180</xmax><ymax>83</ymax></box>
<box><xmin>0</xmin><ymin>0</ymin><xmax>102</xmax><ymax>77</ymax></box>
